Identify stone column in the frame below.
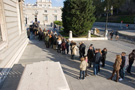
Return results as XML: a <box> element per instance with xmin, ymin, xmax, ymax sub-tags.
<box><xmin>88</xmin><ymin>30</ymin><xmax>91</xmax><ymax>38</ymax></box>
<box><xmin>104</xmin><ymin>30</ymin><xmax>108</xmax><ymax>38</ymax></box>
<box><xmin>69</xmin><ymin>31</ymin><xmax>72</xmax><ymax>39</ymax></box>
<box><xmin>94</xmin><ymin>28</ymin><xmax>97</xmax><ymax>35</ymax></box>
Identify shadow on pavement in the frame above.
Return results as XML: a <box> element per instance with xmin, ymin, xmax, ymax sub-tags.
<box><xmin>0</xmin><ymin>64</ymin><xmax>25</xmax><ymax>90</ymax></box>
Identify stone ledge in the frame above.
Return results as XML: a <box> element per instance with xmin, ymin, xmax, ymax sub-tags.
<box><xmin>69</xmin><ymin>37</ymin><xmax>108</xmax><ymax>41</ymax></box>
<box><xmin>17</xmin><ymin>61</ymin><xmax>70</xmax><ymax>90</ymax></box>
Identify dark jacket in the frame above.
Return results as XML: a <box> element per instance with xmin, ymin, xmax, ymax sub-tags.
<box><xmin>80</xmin><ymin>43</ymin><xmax>86</xmax><ymax>54</ymax></box>
<box><xmin>129</xmin><ymin>52</ymin><xmax>135</xmax><ymax>62</ymax></box>
<box><xmin>93</xmin><ymin>52</ymin><xmax>101</xmax><ymax>64</ymax></box>
<box><xmin>61</xmin><ymin>43</ymin><xmax>66</xmax><ymax>50</ymax></box>
<box><xmin>121</xmin><ymin>56</ymin><xmax>126</xmax><ymax>68</ymax></box>
<box><xmin>101</xmin><ymin>50</ymin><xmax>107</xmax><ymax>59</ymax></box>
<box><xmin>53</xmin><ymin>36</ymin><xmax>57</xmax><ymax>45</ymax></box>
<box><xmin>66</xmin><ymin>42</ymin><xmax>69</xmax><ymax>48</ymax></box>
<box><xmin>87</xmin><ymin>49</ymin><xmax>94</xmax><ymax>61</ymax></box>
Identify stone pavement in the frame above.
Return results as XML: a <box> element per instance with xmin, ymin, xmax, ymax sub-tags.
<box><xmin>1</xmin><ymin>37</ymin><xmax>135</xmax><ymax>90</ymax></box>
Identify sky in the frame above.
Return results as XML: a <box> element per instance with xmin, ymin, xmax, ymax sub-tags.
<box><xmin>25</xmin><ymin>0</ymin><xmax>65</xmax><ymax>7</ymax></box>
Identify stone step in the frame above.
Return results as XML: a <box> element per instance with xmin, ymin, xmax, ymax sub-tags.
<box><xmin>17</xmin><ymin>61</ymin><xmax>70</xmax><ymax>90</ymax></box>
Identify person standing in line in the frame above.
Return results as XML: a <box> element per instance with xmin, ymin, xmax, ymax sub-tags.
<box><xmin>65</xmin><ymin>39</ymin><xmax>70</xmax><ymax>54</ymax></box>
<box><xmin>57</xmin><ymin>36</ymin><xmax>62</xmax><ymax>53</ymax></box>
<box><xmin>53</xmin><ymin>34</ymin><xmax>57</xmax><ymax>50</ymax></box>
<box><xmin>101</xmin><ymin>48</ymin><xmax>107</xmax><ymax>67</ymax></box>
<box><xmin>119</xmin><ymin>52</ymin><xmax>127</xmax><ymax>81</ymax></box>
<box><xmin>45</xmin><ymin>34</ymin><xmax>50</xmax><ymax>48</ymax></box>
<box><xmin>90</xmin><ymin>44</ymin><xmax>95</xmax><ymax>54</ymax></box>
<box><xmin>79</xmin><ymin>57</ymin><xmax>88</xmax><ymax>80</ymax></box>
<box><xmin>79</xmin><ymin>42</ymin><xmax>86</xmax><ymax>58</ymax></box>
<box><xmin>108</xmin><ymin>55</ymin><xmax>122</xmax><ymax>82</ymax></box>
<box><xmin>115</xmin><ymin>31</ymin><xmax>119</xmax><ymax>41</ymax></box>
<box><xmin>84</xmin><ymin>56</ymin><xmax>89</xmax><ymax>77</ymax></box>
<box><xmin>61</xmin><ymin>40</ymin><xmax>66</xmax><ymax>54</ymax></box>
<box><xmin>93</xmin><ymin>49</ymin><xmax>102</xmax><ymax>75</ymax></box>
<box><xmin>70</xmin><ymin>41</ymin><xmax>73</xmax><ymax>54</ymax></box>
<box><xmin>71</xmin><ymin>42</ymin><xmax>78</xmax><ymax>59</ymax></box>
<box><xmin>98</xmin><ymin>49</ymin><xmax>102</xmax><ymax>72</ymax></box>
<box><xmin>78</xmin><ymin>42</ymin><xmax>82</xmax><ymax>58</ymax></box>
<box><xmin>110</xmin><ymin>31</ymin><xmax>114</xmax><ymax>40</ymax></box>
<box><xmin>27</xmin><ymin>28</ymin><xmax>30</xmax><ymax>39</ymax></box>
<box><xmin>127</xmin><ymin>49</ymin><xmax>135</xmax><ymax>75</ymax></box>
<box><xmin>39</xmin><ymin>28</ymin><xmax>43</xmax><ymax>41</ymax></box>
<box><xmin>87</xmin><ymin>46</ymin><xmax>94</xmax><ymax>68</ymax></box>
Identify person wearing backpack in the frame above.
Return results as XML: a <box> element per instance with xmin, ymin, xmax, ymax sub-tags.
<box><xmin>108</xmin><ymin>55</ymin><xmax>122</xmax><ymax>82</ymax></box>
<box><xmin>93</xmin><ymin>49</ymin><xmax>102</xmax><ymax>75</ymax></box>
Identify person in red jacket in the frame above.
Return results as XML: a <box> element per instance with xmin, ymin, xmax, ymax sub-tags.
<box><xmin>61</xmin><ymin>40</ymin><xmax>66</xmax><ymax>54</ymax></box>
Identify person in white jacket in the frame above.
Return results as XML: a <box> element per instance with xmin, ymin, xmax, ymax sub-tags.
<box><xmin>79</xmin><ymin>57</ymin><xmax>88</xmax><ymax>80</ymax></box>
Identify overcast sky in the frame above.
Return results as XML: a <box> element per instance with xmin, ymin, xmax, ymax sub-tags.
<box><xmin>25</xmin><ymin>0</ymin><xmax>65</xmax><ymax>7</ymax></box>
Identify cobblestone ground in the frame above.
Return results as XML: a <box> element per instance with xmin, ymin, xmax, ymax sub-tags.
<box><xmin>1</xmin><ymin>36</ymin><xmax>135</xmax><ymax>90</ymax></box>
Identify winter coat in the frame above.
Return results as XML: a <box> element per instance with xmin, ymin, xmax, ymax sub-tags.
<box><xmin>80</xmin><ymin>60</ymin><xmax>88</xmax><ymax>71</ymax></box>
<box><xmin>87</xmin><ymin>49</ymin><xmax>94</xmax><ymax>61</ymax></box>
<box><xmin>93</xmin><ymin>52</ymin><xmax>101</xmax><ymax>64</ymax></box>
<box><xmin>80</xmin><ymin>43</ymin><xmax>86</xmax><ymax>54</ymax></box>
<box><xmin>113</xmin><ymin>58</ymin><xmax>122</xmax><ymax>71</ymax></box>
<box><xmin>61</xmin><ymin>43</ymin><xmax>66</xmax><ymax>51</ymax></box>
<box><xmin>101</xmin><ymin>50</ymin><xmax>107</xmax><ymax>59</ymax></box>
<box><xmin>72</xmin><ymin>45</ymin><xmax>77</xmax><ymax>55</ymax></box>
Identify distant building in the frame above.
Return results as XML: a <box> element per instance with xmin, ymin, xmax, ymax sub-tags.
<box><xmin>0</xmin><ymin>0</ymin><xmax>28</xmax><ymax>83</ymax></box>
<box><xmin>25</xmin><ymin>0</ymin><xmax>62</xmax><ymax>26</ymax></box>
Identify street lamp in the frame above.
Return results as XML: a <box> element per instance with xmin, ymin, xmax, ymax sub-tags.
<box><xmin>104</xmin><ymin>6</ymin><xmax>113</xmax><ymax>37</ymax></box>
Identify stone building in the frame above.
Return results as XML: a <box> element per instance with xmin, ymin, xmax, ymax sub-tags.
<box><xmin>25</xmin><ymin>0</ymin><xmax>62</xmax><ymax>26</ymax></box>
<box><xmin>0</xmin><ymin>0</ymin><xmax>28</xmax><ymax>83</ymax></box>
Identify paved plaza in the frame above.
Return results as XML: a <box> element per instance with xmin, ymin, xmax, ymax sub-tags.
<box><xmin>1</xmin><ymin>36</ymin><xmax>135</xmax><ymax>90</ymax></box>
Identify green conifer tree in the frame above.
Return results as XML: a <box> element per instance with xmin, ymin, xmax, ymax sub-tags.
<box><xmin>62</xmin><ymin>0</ymin><xmax>96</xmax><ymax>36</ymax></box>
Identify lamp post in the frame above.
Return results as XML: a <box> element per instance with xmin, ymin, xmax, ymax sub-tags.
<box><xmin>104</xmin><ymin>6</ymin><xmax>113</xmax><ymax>37</ymax></box>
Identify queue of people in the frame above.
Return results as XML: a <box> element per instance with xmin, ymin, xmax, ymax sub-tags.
<box><xmin>27</xmin><ymin>25</ymin><xmax>135</xmax><ymax>83</ymax></box>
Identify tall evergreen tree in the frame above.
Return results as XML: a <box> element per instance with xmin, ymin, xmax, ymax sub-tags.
<box><xmin>62</xmin><ymin>0</ymin><xmax>96</xmax><ymax>36</ymax></box>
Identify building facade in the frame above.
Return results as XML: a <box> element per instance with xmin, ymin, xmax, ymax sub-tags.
<box><xmin>0</xmin><ymin>0</ymin><xmax>28</xmax><ymax>83</ymax></box>
<box><xmin>25</xmin><ymin>0</ymin><xmax>62</xmax><ymax>26</ymax></box>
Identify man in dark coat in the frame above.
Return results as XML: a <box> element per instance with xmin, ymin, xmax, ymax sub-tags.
<box><xmin>80</xmin><ymin>42</ymin><xmax>86</xmax><ymax>58</ymax></box>
<box><xmin>127</xmin><ymin>49</ymin><xmax>135</xmax><ymax>75</ymax></box>
<box><xmin>87</xmin><ymin>46</ymin><xmax>95</xmax><ymax>68</ymax></box>
<box><xmin>93</xmin><ymin>49</ymin><xmax>102</xmax><ymax>75</ymax></box>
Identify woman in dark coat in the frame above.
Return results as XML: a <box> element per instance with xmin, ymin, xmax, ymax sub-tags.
<box><xmin>101</xmin><ymin>48</ymin><xmax>107</xmax><ymax>67</ymax></box>
<box><xmin>87</xmin><ymin>46</ymin><xmax>95</xmax><ymax>68</ymax></box>
<box><xmin>61</xmin><ymin>40</ymin><xmax>66</xmax><ymax>54</ymax></box>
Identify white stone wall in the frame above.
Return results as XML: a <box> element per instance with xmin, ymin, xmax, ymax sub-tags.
<box><xmin>0</xmin><ymin>0</ymin><xmax>28</xmax><ymax>79</ymax></box>
<box><xmin>25</xmin><ymin>1</ymin><xmax>62</xmax><ymax>26</ymax></box>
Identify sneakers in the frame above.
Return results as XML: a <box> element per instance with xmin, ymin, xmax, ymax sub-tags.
<box><xmin>119</xmin><ymin>78</ymin><xmax>123</xmax><ymax>81</ymax></box>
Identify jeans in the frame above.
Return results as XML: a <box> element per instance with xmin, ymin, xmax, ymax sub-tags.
<box><xmin>66</xmin><ymin>47</ymin><xmax>69</xmax><ymax>54</ymax></box>
<box><xmin>119</xmin><ymin>67</ymin><xmax>126</xmax><ymax>79</ymax></box>
<box><xmin>79</xmin><ymin>70</ymin><xmax>85</xmax><ymax>79</ymax></box>
<box><xmin>71</xmin><ymin>55</ymin><xmax>75</xmax><ymax>59</ymax></box>
<box><xmin>93</xmin><ymin>63</ymin><xmax>99</xmax><ymax>75</ymax></box>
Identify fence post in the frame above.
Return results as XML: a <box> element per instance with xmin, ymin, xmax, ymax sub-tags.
<box><xmin>69</xmin><ymin>31</ymin><xmax>72</xmax><ymax>39</ymax></box>
<box><xmin>88</xmin><ymin>30</ymin><xmax>91</xmax><ymax>38</ymax></box>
